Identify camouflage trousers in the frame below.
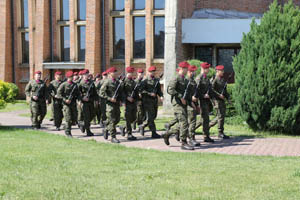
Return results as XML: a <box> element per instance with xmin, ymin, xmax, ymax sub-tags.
<box><xmin>81</xmin><ymin>101</ymin><xmax>95</xmax><ymax>129</ymax></box>
<box><xmin>106</xmin><ymin>103</ymin><xmax>120</xmax><ymax>137</ymax></box>
<box><xmin>125</xmin><ymin>102</ymin><xmax>137</xmax><ymax>134</ymax></box>
<box><xmin>167</xmin><ymin>106</ymin><xmax>189</xmax><ymax>141</ymax></box>
<box><xmin>30</xmin><ymin>100</ymin><xmax>47</xmax><ymax>127</ymax></box>
<box><xmin>142</xmin><ymin>98</ymin><xmax>158</xmax><ymax>132</ymax></box>
<box><xmin>63</xmin><ymin>102</ymin><xmax>77</xmax><ymax>133</ymax></box>
<box><xmin>209</xmin><ymin>100</ymin><xmax>226</xmax><ymax>134</ymax></box>
<box><xmin>51</xmin><ymin>99</ymin><xmax>63</xmax><ymax>128</ymax></box>
<box><xmin>136</xmin><ymin>100</ymin><xmax>145</xmax><ymax>125</ymax></box>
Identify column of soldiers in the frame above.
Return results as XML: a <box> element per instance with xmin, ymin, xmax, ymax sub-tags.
<box><xmin>25</xmin><ymin>62</ymin><xmax>230</xmax><ymax>149</ymax></box>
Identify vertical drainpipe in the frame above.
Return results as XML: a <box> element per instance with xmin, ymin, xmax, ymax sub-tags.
<box><xmin>101</xmin><ymin>0</ymin><xmax>106</xmax><ymax>72</ymax></box>
<box><xmin>11</xmin><ymin>0</ymin><xmax>16</xmax><ymax>83</ymax></box>
<box><xmin>49</xmin><ymin>0</ymin><xmax>54</xmax><ymax>80</ymax></box>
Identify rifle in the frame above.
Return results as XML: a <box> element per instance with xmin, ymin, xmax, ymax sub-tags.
<box><xmin>182</xmin><ymin>74</ymin><xmax>194</xmax><ymax>100</ymax></box>
<box><xmin>130</xmin><ymin>81</ymin><xmax>141</xmax><ymax>98</ymax></box>
<box><xmin>153</xmin><ymin>73</ymin><xmax>164</xmax><ymax>93</ymax></box>
<box><xmin>84</xmin><ymin>79</ymin><xmax>96</xmax><ymax>99</ymax></box>
<box><xmin>36</xmin><ymin>76</ymin><xmax>49</xmax><ymax>99</ymax></box>
<box><xmin>221</xmin><ymin>71</ymin><xmax>234</xmax><ymax>95</ymax></box>
<box><xmin>112</xmin><ymin>74</ymin><xmax>125</xmax><ymax>99</ymax></box>
<box><xmin>68</xmin><ymin>83</ymin><xmax>78</xmax><ymax>101</ymax></box>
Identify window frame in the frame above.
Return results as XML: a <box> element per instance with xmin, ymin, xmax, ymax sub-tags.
<box><xmin>133</xmin><ymin>16</ymin><xmax>146</xmax><ymax>59</ymax></box>
<box><xmin>153</xmin><ymin>16</ymin><xmax>165</xmax><ymax>59</ymax></box>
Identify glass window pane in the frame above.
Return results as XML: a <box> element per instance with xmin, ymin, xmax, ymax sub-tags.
<box><xmin>77</xmin><ymin>0</ymin><xmax>86</xmax><ymax>20</ymax></box>
<box><xmin>61</xmin><ymin>0</ymin><xmax>69</xmax><ymax>21</ymax></box>
<box><xmin>154</xmin><ymin>0</ymin><xmax>165</xmax><ymax>10</ymax></box>
<box><xmin>133</xmin><ymin>17</ymin><xmax>145</xmax><ymax>59</ymax></box>
<box><xmin>22</xmin><ymin>32</ymin><xmax>29</xmax><ymax>63</ymax></box>
<box><xmin>78</xmin><ymin>26</ymin><xmax>86</xmax><ymax>61</ymax></box>
<box><xmin>22</xmin><ymin>0</ymin><xmax>29</xmax><ymax>28</ymax></box>
<box><xmin>217</xmin><ymin>48</ymin><xmax>235</xmax><ymax>72</ymax></box>
<box><xmin>154</xmin><ymin>16</ymin><xmax>165</xmax><ymax>59</ymax></box>
<box><xmin>134</xmin><ymin>0</ymin><xmax>145</xmax><ymax>10</ymax></box>
<box><xmin>113</xmin><ymin>17</ymin><xmax>125</xmax><ymax>59</ymax></box>
<box><xmin>61</xmin><ymin>26</ymin><xmax>70</xmax><ymax>61</ymax></box>
<box><xmin>113</xmin><ymin>0</ymin><xmax>124</xmax><ymax>11</ymax></box>
<box><xmin>194</xmin><ymin>47</ymin><xmax>212</xmax><ymax>64</ymax></box>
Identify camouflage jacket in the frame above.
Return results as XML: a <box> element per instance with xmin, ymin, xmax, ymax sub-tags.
<box><xmin>78</xmin><ymin>79</ymin><xmax>97</xmax><ymax>103</ymax></box>
<box><xmin>122</xmin><ymin>77</ymin><xmax>138</xmax><ymax>104</ymax></box>
<box><xmin>211</xmin><ymin>76</ymin><xmax>229</xmax><ymax>101</ymax></box>
<box><xmin>140</xmin><ymin>76</ymin><xmax>163</xmax><ymax>101</ymax></box>
<box><xmin>48</xmin><ymin>80</ymin><xmax>64</xmax><ymax>101</ymax></box>
<box><xmin>99</xmin><ymin>78</ymin><xmax>124</xmax><ymax>105</ymax></box>
<box><xmin>25</xmin><ymin>79</ymin><xmax>48</xmax><ymax>102</ymax></box>
<box><xmin>57</xmin><ymin>81</ymin><xmax>79</xmax><ymax>104</ymax></box>
<box><xmin>167</xmin><ymin>75</ymin><xmax>188</xmax><ymax>108</ymax></box>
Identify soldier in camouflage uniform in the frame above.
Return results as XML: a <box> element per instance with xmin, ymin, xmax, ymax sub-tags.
<box><xmin>121</xmin><ymin>66</ymin><xmax>138</xmax><ymax>140</ymax></box>
<box><xmin>25</xmin><ymin>71</ymin><xmax>49</xmax><ymax>129</ymax></box>
<box><xmin>163</xmin><ymin>62</ymin><xmax>194</xmax><ymax>150</ymax></box>
<box><xmin>78</xmin><ymin>69</ymin><xmax>98</xmax><ymax>136</ymax></box>
<box><xmin>139</xmin><ymin>66</ymin><xmax>163</xmax><ymax>138</ymax></box>
<box><xmin>76</xmin><ymin>71</ymin><xmax>84</xmax><ymax>127</ymax></box>
<box><xmin>99</xmin><ymin>67</ymin><xmax>124</xmax><ymax>143</ymax></box>
<box><xmin>48</xmin><ymin>71</ymin><xmax>64</xmax><ymax>130</ymax></box>
<box><xmin>134</xmin><ymin>68</ymin><xmax>145</xmax><ymax>129</ymax></box>
<box><xmin>57</xmin><ymin>71</ymin><xmax>79</xmax><ymax>137</ymax></box>
<box><xmin>93</xmin><ymin>73</ymin><xmax>102</xmax><ymax>125</ymax></box>
<box><xmin>210</xmin><ymin>65</ymin><xmax>230</xmax><ymax>139</ymax></box>
<box><xmin>98</xmin><ymin>71</ymin><xmax>108</xmax><ymax>128</ymax></box>
<box><xmin>196</xmin><ymin>62</ymin><xmax>215</xmax><ymax>143</ymax></box>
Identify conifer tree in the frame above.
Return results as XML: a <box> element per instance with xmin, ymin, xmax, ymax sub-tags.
<box><xmin>233</xmin><ymin>0</ymin><xmax>300</xmax><ymax>134</ymax></box>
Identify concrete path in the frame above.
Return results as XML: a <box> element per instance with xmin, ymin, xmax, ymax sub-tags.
<box><xmin>1</xmin><ymin>110</ymin><xmax>300</xmax><ymax>157</ymax></box>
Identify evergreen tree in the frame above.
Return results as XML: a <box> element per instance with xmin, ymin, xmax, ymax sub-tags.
<box><xmin>233</xmin><ymin>0</ymin><xmax>300</xmax><ymax>134</ymax></box>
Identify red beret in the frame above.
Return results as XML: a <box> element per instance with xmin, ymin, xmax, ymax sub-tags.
<box><xmin>102</xmin><ymin>71</ymin><xmax>107</xmax><ymax>76</ymax></box>
<box><xmin>216</xmin><ymin>65</ymin><xmax>224</xmax><ymax>71</ymax></box>
<box><xmin>178</xmin><ymin>61</ymin><xmax>189</xmax><ymax>68</ymax></box>
<box><xmin>148</xmin><ymin>66</ymin><xmax>156</xmax><ymax>72</ymax></box>
<box><xmin>137</xmin><ymin>68</ymin><xmax>144</xmax><ymax>73</ymax></box>
<box><xmin>95</xmin><ymin>73</ymin><xmax>101</xmax><ymax>78</ymax></box>
<box><xmin>126</xmin><ymin>66</ymin><xmax>135</xmax><ymax>73</ymax></box>
<box><xmin>65</xmin><ymin>71</ymin><xmax>73</xmax><ymax>78</ymax></box>
<box><xmin>34</xmin><ymin>71</ymin><xmax>42</xmax><ymax>75</ymax></box>
<box><xmin>188</xmin><ymin>65</ymin><xmax>197</xmax><ymax>72</ymax></box>
<box><xmin>55</xmin><ymin>71</ymin><xmax>62</xmax><ymax>76</ymax></box>
<box><xmin>107</xmin><ymin>67</ymin><xmax>117</xmax><ymax>73</ymax></box>
<box><xmin>78</xmin><ymin>71</ymin><xmax>83</xmax><ymax>75</ymax></box>
<box><xmin>73</xmin><ymin>72</ymin><xmax>78</xmax><ymax>76</ymax></box>
<box><xmin>82</xmin><ymin>69</ymin><xmax>89</xmax><ymax>75</ymax></box>
<box><xmin>201</xmin><ymin>62</ymin><xmax>211</xmax><ymax>69</ymax></box>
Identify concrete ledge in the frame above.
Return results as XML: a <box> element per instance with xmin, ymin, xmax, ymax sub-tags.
<box><xmin>43</xmin><ymin>62</ymin><xmax>85</xmax><ymax>69</ymax></box>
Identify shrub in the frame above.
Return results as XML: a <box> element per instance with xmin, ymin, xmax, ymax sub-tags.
<box><xmin>0</xmin><ymin>80</ymin><xmax>19</xmax><ymax>109</ymax></box>
<box><xmin>233</xmin><ymin>0</ymin><xmax>300</xmax><ymax>134</ymax></box>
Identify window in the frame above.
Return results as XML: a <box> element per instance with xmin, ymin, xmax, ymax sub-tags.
<box><xmin>154</xmin><ymin>0</ymin><xmax>165</xmax><ymax>10</ymax></box>
<box><xmin>154</xmin><ymin>16</ymin><xmax>165</xmax><ymax>58</ymax></box>
<box><xmin>194</xmin><ymin>46</ymin><xmax>213</xmax><ymax>64</ymax></box>
<box><xmin>217</xmin><ymin>48</ymin><xmax>240</xmax><ymax>73</ymax></box>
<box><xmin>113</xmin><ymin>17</ymin><xmax>125</xmax><ymax>59</ymax></box>
<box><xmin>21</xmin><ymin>0</ymin><xmax>29</xmax><ymax>28</ymax></box>
<box><xmin>21</xmin><ymin>32</ymin><xmax>29</xmax><ymax>63</ymax></box>
<box><xmin>77</xmin><ymin>0</ymin><xmax>86</xmax><ymax>20</ymax></box>
<box><xmin>78</xmin><ymin>26</ymin><xmax>86</xmax><ymax>61</ymax></box>
<box><xmin>113</xmin><ymin>0</ymin><xmax>124</xmax><ymax>11</ymax></box>
<box><xmin>133</xmin><ymin>0</ymin><xmax>145</xmax><ymax>10</ymax></box>
<box><xmin>61</xmin><ymin>26</ymin><xmax>70</xmax><ymax>61</ymax></box>
<box><xmin>133</xmin><ymin>17</ymin><xmax>145</xmax><ymax>59</ymax></box>
<box><xmin>60</xmin><ymin>0</ymin><xmax>69</xmax><ymax>21</ymax></box>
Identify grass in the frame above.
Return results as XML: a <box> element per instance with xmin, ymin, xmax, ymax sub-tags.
<box><xmin>0</xmin><ymin>126</ymin><xmax>300</xmax><ymax>200</ymax></box>
<box><xmin>0</xmin><ymin>100</ymin><xmax>28</xmax><ymax>113</ymax></box>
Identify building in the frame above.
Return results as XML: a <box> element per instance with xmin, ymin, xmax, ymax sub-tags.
<box><xmin>0</xmin><ymin>0</ymin><xmax>299</xmax><ymax>105</ymax></box>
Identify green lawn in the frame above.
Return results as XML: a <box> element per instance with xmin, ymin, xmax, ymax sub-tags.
<box><xmin>0</xmin><ymin>126</ymin><xmax>300</xmax><ymax>200</ymax></box>
<box><xmin>0</xmin><ymin>100</ymin><xmax>28</xmax><ymax>113</ymax></box>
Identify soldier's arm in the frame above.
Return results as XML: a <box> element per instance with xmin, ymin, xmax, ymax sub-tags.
<box><xmin>211</xmin><ymin>78</ymin><xmax>221</xmax><ymax>98</ymax></box>
<box><xmin>168</xmin><ymin>78</ymin><xmax>182</xmax><ymax>98</ymax></box>
<box><xmin>99</xmin><ymin>81</ymin><xmax>109</xmax><ymax>100</ymax></box>
<box><xmin>57</xmin><ymin>83</ymin><xmax>64</xmax><ymax>100</ymax></box>
<box><xmin>156</xmin><ymin>81</ymin><xmax>164</xmax><ymax>98</ymax></box>
<box><xmin>25</xmin><ymin>81</ymin><xmax>32</xmax><ymax>97</ymax></box>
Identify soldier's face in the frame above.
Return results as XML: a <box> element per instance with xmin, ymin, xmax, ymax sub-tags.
<box><xmin>127</xmin><ymin>73</ymin><xmax>133</xmax><ymax>78</ymax></box>
<box><xmin>35</xmin><ymin>73</ymin><xmax>41</xmax><ymax>80</ymax></box>
<box><xmin>55</xmin><ymin>75</ymin><xmax>62</xmax><ymax>80</ymax></box>
<box><xmin>110</xmin><ymin>72</ymin><xmax>116</xmax><ymax>79</ymax></box>
<box><xmin>73</xmin><ymin>75</ymin><xmax>78</xmax><ymax>80</ymax></box>
<box><xmin>188</xmin><ymin>71</ymin><xmax>194</xmax><ymax>77</ymax></box>
<box><xmin>149</xmin><ymin>71</ymin><xmax>155</xmax><ymax>77</ymax></box>
<box><xmin>203</xmin><ymin>68</ymin><xmax>210</xmax><ymax>74</ymax></box>
<box><xmin>83</xmin><ymin>74</ymin><xmax>89</xmax><ymax>80</ymax></box>
<box><xmin>137</xmin><ymin>72</ymin><xmax>143</xmax><ymax>78</ymax></box>
<box><xmin>217</xmin><ymin>70</ymin><xmax>224</xmax><ymax>77</ymax></box>
<box><xmin>103</xmin><ymin>75</ymin><xmax>107</xmax><ymax>79</ymax></box>
<box><xmin>181</xmin><ymin>68</ymin><xmax>188</xmax><ymax>75</ymax></box>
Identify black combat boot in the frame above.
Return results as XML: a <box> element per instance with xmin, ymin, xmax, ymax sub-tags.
<box><xmin>151</xmin><ymin>131</ymin><xmax>161</xmax><ymax>139</ymax></box>
<box><xmin>189</xmin><ymin>135</ymin><xmax>200</xmax><ymax>147</ymax></box>
<box><xmin>175</xmin><ymin>132</ymin><xmax>180</xmax><ymax>142</ymax></box>
<box><xmin>133</xmin><ymin>122</ymin><xmax>137</xmax><ymax>130</ymax></box>
<box><xmin>111</xmin><ymin>137</ymin><xmax>120</xmax><ymax>143</ymax></box>
<box><xmin>139</xmin><ymin>125</ymin><xmax>145</xmax><ymax>136</ymax></box>
<box><xmin>162</xmin><ymin>132</ymin><xmax>170</xmax><ymax>146</ymax></box>
<box><xmin>218</xmin><ymin>132</ymin><xmax>230</xmax><ymax>139</ymax></box>
<box><xmin>56</xmin><ymin>126</ymin><xmax>60</xmax><ymax>131</ymax></box>
<box><xmin>119</xmin><ymin>125</ymin><xmax>125</xmax><ymax>136</ymax></box>
<box><xmin>79</xmin><ymin>123</ymin><xmax>85</xmax><ymax>133</ymax></box>
<box><xmin>99</xmin><ymin>121</ymin><xmax>104</xmax><ymax>128</ymax></box>
<box><xmin>181</xmin><ymin>140</ymin><xmax>194</xmax><ymax>150</ymax></box>
<box><xmin>164</xmin><ymin>123</ymin><xmax>170</xmax><ymax>131</ymax></box>
<box><xmin>65</xmin><ymin>131</ymin><xmax>72</xmax><ymax>137</ymax></box>
<box><xmin>204</xmin><ymin>135</ymin><xmax>215</xmax><ymax>143</ymax></box>
<box><xmin>127</xmin><ymin>133</ymin><xmax>137</xmax><ymax>141</ymax></box>
<box><xmin>103</xmin><ymin>128</ymin><xmax>109</xmax><ymax>140</ymax></box>
<box><xmin>86</xmin><ymin>128</ymin><xmax>94</xmax><ymax>136</ymax></box>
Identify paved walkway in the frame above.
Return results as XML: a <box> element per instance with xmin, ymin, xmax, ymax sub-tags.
<box><xmin>1</xmin><ymin>110</ymin><xmax>300</xmax><ymax>157</ymax></box>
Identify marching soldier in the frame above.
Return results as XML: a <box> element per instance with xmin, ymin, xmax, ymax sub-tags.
<box><xmin>135</xmin><ymin>68</ymin><xmax>145</xmax><ymax>129</ymax></box>
<box><xmin>57</xmin><ymin>71</ymin><xmax>79</xmax><ymax>137</ymax></box>
<box><xmin>99</xmin><ymin>67</ymin><xmax>124</xmax><ymax>143</ymax></box>
<box><xmin>25</xmin><ymin>71</ymin><xmax>49</xmax><ymax>129</ymax></box>
<box><xmin>93</xmin><ymin>73</ymin><xmax>102</xmax><ymax>125</ymax></box>
<box><xmin>196</xmin><ymin>62</ymin><xmax>215</xmax><ymax>143</ymax></box>
<box><xmin>48</xmin><ymin>71</ymin><xmax>64</xmax><ymax>130</ymax></box>
<box><xmin>121</xmin><ymin>66</ymin><xmax>138</xmax><ymax>140</ymax></box>
<box><xmin>139</xmin><ymin>66</ymin><xmax>163</xmax><ymax>138</ymax></box>
<box><xmin>163</xmin><ymin>61</ymin><xmax>194</xmax><ymax>150</ymax></box>
<box><xmin>210</xmin><ymin>65</ymin><xmax>230</xmax><ymax>139</ymax></box>
<box><xmin>73</xmin><ymin>72</ymin><xmax>79</xmax><ymax>83</ymax></box>
<box><xmin>98</xmin><ymin>71</ymin><xmax>108</xmax><ymax>127</ymax></box>
<box><xmin>78</xmin><ymin>69</ymin><xmax>97</xmax><ymax>136</ymax></box>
